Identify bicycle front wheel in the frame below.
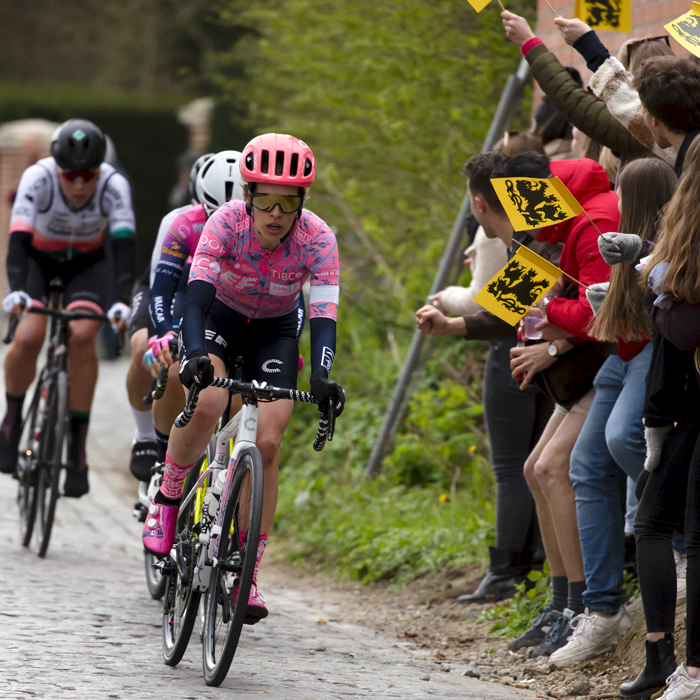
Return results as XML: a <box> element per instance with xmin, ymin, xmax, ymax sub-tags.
<box><xmin>202</xmin><ymin>446</ymin><xmax>263</xmax><ymax>687</ymax></box>
<box><xmin>145</xmin><ymin>551</ymin><xmax>167</xmax><ymax>600</ymax></box>
<box><xmin>36</xmin><ymin>371</ymin><xmax>69</xmax><ymax>558</ymax></box>
<box><xmin>17</xmin><ymin>378</ymin><xmax>48</xmax><ymax>547</ymax></box>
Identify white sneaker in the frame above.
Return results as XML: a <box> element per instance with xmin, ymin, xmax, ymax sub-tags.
<box><xmin>675</xmin><ymin>552</ymin><xmax>688</xmax><ymax>606</ymax></box>
<box><xmin>549</xmin><ymin>606</ymin><xmax>632</xmax><ymax>668</ymax></box>
<box><xmin>658</xmin><ymin>664</ymin><xmax>700</xmax><ymax>699</ymax></box>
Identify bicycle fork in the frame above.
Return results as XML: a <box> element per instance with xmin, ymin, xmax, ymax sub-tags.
<box><xmin>188</xmin><ymin>401</ymin><xmax>259</xmax><ymax>592</ymax></box>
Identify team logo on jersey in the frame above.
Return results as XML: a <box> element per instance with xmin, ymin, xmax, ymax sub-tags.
<box><xmin>296</xmin><ymin>230</ymin><xmax>312</xmax><ymax>245</ymax></box>
<box><xmin>270</xmin><ymin>281</ymin><xmax>301</xmax><ymax>297</ymax></box>
<box><xmin>72</xmin><ymin>129</ymin><xmax>87</xmax><ymax>140</ymax></box>
<box><xmin>262</xmin><ymin>359</ymin><xmax>283</xmax><ymax>373</ymax></box>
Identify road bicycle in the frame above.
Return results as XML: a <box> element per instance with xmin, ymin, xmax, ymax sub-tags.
<box><xmin>156</xmin><ymin>357</ymin><xmax>336</xmax><ymax>686</ymax></box>
<box><xmin>6</xmin><ymin>279</ymin><xmax>118</xmax><ymax>558</ymax></box>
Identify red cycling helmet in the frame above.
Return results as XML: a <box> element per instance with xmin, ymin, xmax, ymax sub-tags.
<box><xmin>241</xmin><ymin>133</ymin><xmax>315</xmax><ymax>187</ymax></box>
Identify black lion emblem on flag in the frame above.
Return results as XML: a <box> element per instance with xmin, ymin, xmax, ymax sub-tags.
<box><xmin>584</xmin><ymin>0</ymin><xmax>623</xmax><ymax>29</ymax></box>
<box><xmin>505</xmin><ymin>179</ymin><xmax>569</xmax><ymax>228</ymax></box>
<box><xmin>672</xmin><ymin>15</ymin><xmax>700</xmax><ymax>49</ymax></box>
<box><xmin>486</xmin><ymin>260</ymin><xmax>551</xmax><ymax>315</ymax></box>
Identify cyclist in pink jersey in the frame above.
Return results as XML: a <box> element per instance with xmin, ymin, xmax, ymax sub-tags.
<box><xmin>143</xmin><ymin>134</ymin><xmax>344</xmax><ymax>624</ymax></box>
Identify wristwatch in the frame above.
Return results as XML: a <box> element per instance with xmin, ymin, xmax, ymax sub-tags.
<box><xmin>547</xmin><ymin>341</ymin><xmax>559</xmax><ymax>357</ymax></box>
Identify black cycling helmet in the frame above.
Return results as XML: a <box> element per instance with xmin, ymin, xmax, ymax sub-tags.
<box><xmin>50</xmin><ymin>119</ymin><xmax>106</xmax><ymax>171</ymax></box>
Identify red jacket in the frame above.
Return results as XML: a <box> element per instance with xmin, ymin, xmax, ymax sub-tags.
<box><xmin>538</xmin><ymin>158</ymin><xmax>618</xmax><ymax>342</ymax></box>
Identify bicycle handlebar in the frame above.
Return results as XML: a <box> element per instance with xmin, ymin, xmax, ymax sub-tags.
<box><xmin>3</xmin><ymin>305</ymin><xmax>115</xmax><ymax>344</ymax></box>
<box><xmin>174</xmin><ymin>376</ymin><xmax>336</xmax><ymax>451</ymax></box>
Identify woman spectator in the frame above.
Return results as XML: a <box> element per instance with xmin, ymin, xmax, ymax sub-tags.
<box><xmin>616</xmin><ymin>140</ymin><xmax>700</xmax><ymax>700</ymax></box>
<box><xmin>544</xmin><ymin>158</ymin><xmax>678</xmax><ymax>670</ymax></box>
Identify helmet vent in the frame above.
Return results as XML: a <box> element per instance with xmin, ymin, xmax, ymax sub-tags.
<box><xmin>275</xmin><ymin>151</ymin><xmax>285</xmax><ymax>177</ymax></box>
<box><xmin>261</xmin><ymin>150</ymin><xmax>269</xmax><ymax>174</ymax></box>
<box><xmin>290</xmin><ymin>153</ymin><xmax>299</xmax><ymax>177</ymax></box>
<box><xmin>225</xmin><ymin>182</ymin><xmax>234</xmax><ymax>201</ymax></box>
<box><xmin>303</xmin><ymin>158</ymin><xmax>313</xmax><ymax>177</ymax></box>
<box><xmin>245</xmin><ymin>152</ymin><xmax>254</xmax><ymax>171</ymax></box>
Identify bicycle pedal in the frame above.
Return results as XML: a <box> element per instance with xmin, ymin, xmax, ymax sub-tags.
<box><xmin>153</xmin><ymin>557</ymin><xmax>174</xmax><ymax>575</ymax></box>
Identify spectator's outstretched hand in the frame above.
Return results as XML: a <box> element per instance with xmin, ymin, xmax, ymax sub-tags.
<box><xmin>554</xmin><ymin>17</ymin><xmax>591</xmax><ymax>46</ymax></box>
<box><xmin>416</xmin><ymin>305</ymin><xmax>465</xmax><ymax>336</ymax></box>
<box><xmin>501</xmin><ymin>11</ymin><xmax>535</xmax><ymax>47</ymax></box>
<box><xmin>426</xmin><ymin>291</ymin><xmax>446</xmax><ymax>313</ymax></box>
<box><xmin>586</xmin><ymin>282</ymin><xmax>610</xmax><ymax>317</ymax></box>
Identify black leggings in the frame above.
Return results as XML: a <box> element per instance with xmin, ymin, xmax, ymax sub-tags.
<box><xmin>483</xmin><ymin>338</ymin><xmax>553</xmax><ymax>558</ymax></box>
<box><xmin>635</xmin><ymin>418</ymin><xmax>700</xmax><ymax>665</ymax></box>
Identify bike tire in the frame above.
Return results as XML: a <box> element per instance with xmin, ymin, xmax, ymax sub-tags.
<box><xmin>145</xmin><ymin>551</ymin><xmax>167</xmax><ymax>600</ymax></box>
<box><xmin>162</xmin><ymin>459</ymin><xmax>205</xmax><ymax>666</ymax></box>
<box><xmin>202</xmin><ymin>446</ymin><xmax>264</xmax><ymax>687</ymax></box>
<box><xmin>17</xmin><ymin>378</ymin><xmax>47</xmax><ymax>547</ymax></box>
<box><xmin>36</xmin><ymin>371</ymin><xmax>69</xmax><ymax>558</ymax></box>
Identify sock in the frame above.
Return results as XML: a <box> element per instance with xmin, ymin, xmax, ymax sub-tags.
<box><xmin>69</xmin><ymin>412</ymin><xmax>90</xmax><ymax>472</ymax></box>
<box><xmin>160</xmin><ymin>450</ymin><xmax>194</xmax><ymax>501</ymax></box>
<box><xmin>551</xmin><ymin>575</ymin><xmax>568</xmax><ymax>613</ymax></box>
<box><xmin>155</xmin><ymin>428</ymin><xmax>169</xmax><ymax>463</ymax></box>
<box><xmin>2</xmin><ymin>392</ymin><xmax>25</xmax><ymax>443</ymax></box>
<box><xmin>131</xmin><ymin>406</ymin><xmax>156</xmax><ymax>442</ymax></box>
<box><xmin>255</xmin><ymin>534</ymin><xmax>268</xmax><ymax>581</ymax></box>
<box><xmin>567</xmin><ymin>580</ymin><xmax>586</xmax><ymax>615</ymax></box>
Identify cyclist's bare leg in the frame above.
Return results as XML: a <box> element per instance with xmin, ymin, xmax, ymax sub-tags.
<box><xmin>152</xmin><ymin>362</ymin><xmax>186</xmax><ymax>434</ymax></box>
<box><xmin>167</xmin><ymin>354</ymin><xmax>229</xmax><ymax>467</ymax></box>
<box><xmin>126</xmin><ymin>328</ymin><xmax>152</xmax><ymax>411</ymax></box>
<box><xmin>4</xmin><ymin>312</ymin><xmax>47</xmax><ymax>395</ymax></box>
<box><xmin>67</xmin><ymin>318</ymin><xmax>101</xmax><ymax>412</ymax></box>
<box><xmin>256</xmin><ymin>399</ymin><xmax>294</xmax><ymax>534</ymax></box>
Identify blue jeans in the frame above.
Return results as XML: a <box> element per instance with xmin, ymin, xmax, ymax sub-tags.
<box><xmin>569</xmin><ymin>343</ymin><xmax>652</xmax><ymax>613</ymax></box>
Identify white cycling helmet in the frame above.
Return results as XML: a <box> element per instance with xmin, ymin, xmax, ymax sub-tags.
<box><xmin>189</xmin><ymin>152</ymin><xmax>214</xmax><ymax>202</ymax></box>
<box><xmin>195</xmin><ymin>150</ymin><xmax>244</xmax><ymax>217</ymax></box>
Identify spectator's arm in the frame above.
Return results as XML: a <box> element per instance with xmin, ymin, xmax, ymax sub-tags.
<box><xmin>462</xmin><ymin>310</ymin><xmax>517</xmax><ymax>340</ymax></box>
<box><xmin>523</xmin><ymin>43</ymin><xmax>649</xmax><ymax>157</ymax></box>
<box><xmin>644</xmin><ymin>291</ymin><xmax>700</xmax><ymax>352</ymax></box>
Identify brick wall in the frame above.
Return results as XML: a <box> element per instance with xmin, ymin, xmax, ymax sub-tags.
<box><xmin>535</xmin><ymin>0</ymin><xmax>692</xmax><ymax>89</ymax></box>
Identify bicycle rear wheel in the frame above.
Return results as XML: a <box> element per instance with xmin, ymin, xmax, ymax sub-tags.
<box><xmin>16</xmin><ymin>378</ymin><xmax>48</xmax><ymax>547</ymax></box>
<box><xmin>202</xmin><ymin>446</ymin><xmax>263</xmax><ymax>687</ymax></box>
<box><xmin>36</xmin><ymin>371</ymin><xmax>69</xmax><ymax>558</ymax></box>
<box><xmin>162</xmin><ymin>458</ymin><xmax>205</xmax><ymax>666</ymax></box>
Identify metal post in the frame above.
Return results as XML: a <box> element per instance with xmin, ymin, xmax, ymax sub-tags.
<box><xmin>364</xmin><ymin>57</ymin><xmax>530</xmax><ymax>480</ymax></box>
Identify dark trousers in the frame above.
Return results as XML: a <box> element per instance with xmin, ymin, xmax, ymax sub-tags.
<box><xmin>483</xmin><ymin>338</ymin><xmax>553</xmax><ymax>559</ymax></box>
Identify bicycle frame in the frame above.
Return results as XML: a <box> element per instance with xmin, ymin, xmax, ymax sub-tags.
<box><xmin>181</xmin><ymin>398</ymin><xmax>260</xmax><ymax>592</ymax></box>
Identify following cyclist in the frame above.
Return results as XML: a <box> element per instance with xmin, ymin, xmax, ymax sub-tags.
<box><xmin>142</xmin><ymin>133</ymin><xmax>344</xmax><ymax>623</ymax></box>
<box><xmin>0</xmin><ymin>119</ymin><xmax>136</xmax><ymax>497</ymax></box>
<box><xmin>125</xmin><ymin>152</ymin><xmax>213</xmax><ymax>482</ymax></box>
<box><xmin>147</xmin><ymin>150</ymin><xmax>245</xmax><ymax>463</ymax></box>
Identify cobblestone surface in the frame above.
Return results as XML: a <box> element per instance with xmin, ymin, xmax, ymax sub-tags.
<box><xmin>0</xmin><ymin>357</ymin><xmax>533</xmax><ymax>699</ymax></box>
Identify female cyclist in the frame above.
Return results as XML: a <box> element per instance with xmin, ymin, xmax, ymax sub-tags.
<box><xmin>142</xmin><ymin>134</ymin><xmax>344</xmax><ymax>623</ymax></box>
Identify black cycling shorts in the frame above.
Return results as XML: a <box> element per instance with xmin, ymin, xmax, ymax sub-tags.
<box><xmin>128</xmin><ymin>264</ymin><xmax>190</xmax><ymax>338</ymax></box>
<box><xmin>202</xmin><ymin>300</ymin><xmax>299</xmax><ymax>390</ymax></box>
<box><xmin>25</xmin><ymin>248</ymin><xmax>109</xmax><ymax>314</ymax></box>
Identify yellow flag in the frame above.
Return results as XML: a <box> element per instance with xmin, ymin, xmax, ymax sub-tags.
<box><xmin>490</xmin><ymin>176</ymin><xmax>583</xmax><ymax>232</ymax></box>
<box><xmin>475</xmin><ymin>245</ymin><xmax>562</xmax><ymax>325</ymax></box>
<box><xmin>574</xmin><ymin>0</ymin><xmax>631</xmax><ymax>33</ymax></box>
<box><xmin>666</xmin><ymin>3</ymin><xmax>700</xmax><ymax>59</ymax></box>
<box><xmin>466</xmin><ymin>0</ymin><xmax>492</xmax><ymax>12</ymax></box>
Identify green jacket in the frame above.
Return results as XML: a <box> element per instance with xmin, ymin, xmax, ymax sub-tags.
<box><xmin>525</xmin><ymin>42</ymin><xmax>648</xmax><ymax>158</ymax></box>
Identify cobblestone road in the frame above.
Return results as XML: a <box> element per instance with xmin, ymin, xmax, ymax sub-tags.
<box><xmin>0</xmin><ymin>357</ymin><xmax>533</xmax><ymax>700</ymax></box>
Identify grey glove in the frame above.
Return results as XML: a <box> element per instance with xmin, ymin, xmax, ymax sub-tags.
<box><xmin>585</xmin><ymin>282</ymin><xmax>610</xmax><ymax>317</ymax></box>
<box><xmin>644</xmin><ymin>424</ymin><xmax>673</xmax><ymax>472</ymax></box>
<box><xmin>598</xmin><ymin>232</ymin><xmax>643</xmax><ymax>266</ymax></box>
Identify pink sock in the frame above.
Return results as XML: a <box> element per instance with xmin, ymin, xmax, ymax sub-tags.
<box><xmin>161</xmin><ymin>451</ymin><xmax>195</xmax><ymax>501</ymax></box>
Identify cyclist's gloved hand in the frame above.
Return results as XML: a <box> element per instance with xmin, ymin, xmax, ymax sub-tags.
<box><xmin>310</xmin><ymin>370</ymin><xmax>346</xmax><ymax>417</ymax></box>
<box><xmin>2</xmin><ymin>291</ymin><xmax>32</xmax><ymax>316</ymax></box>
<box><xmin>107</xmin><ymin>301</ymin><xmax>131</xmax><ymax>331</ymax></box>
<box><xmin>179</xmin><ymin>354</ymin><xmax>214</xmax><ymax>390</ymax></box>
<box><xmin>598</xmin><ymin>232</ymin><xmax>643</xmax><ymax>266</ymax></box>
<box><xmin>148</xmin><ymin>332</ymin><xmax>177</xmax><ymax>368</ymax></box>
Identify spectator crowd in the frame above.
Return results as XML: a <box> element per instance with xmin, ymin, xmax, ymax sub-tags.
<box><xmin>416</xmin><ymin>11</ymin><xmax>700</xmax><ymax>700</ymax></box>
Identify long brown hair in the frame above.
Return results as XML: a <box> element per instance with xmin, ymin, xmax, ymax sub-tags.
<box><xmin>591</xmin><ymin>157</ymin><xmax>678</xmax><ymax>342</ymax></box>
<box><xmin>643</xmin><ymin>138</ymin><xmax>700</xmax><ymax>303</ymax></box>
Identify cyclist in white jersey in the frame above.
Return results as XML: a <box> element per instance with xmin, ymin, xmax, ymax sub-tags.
<box><xmin>0</xmin><ymin>119</ymin><xmax>136</xmax><ymax>496</ymax></box>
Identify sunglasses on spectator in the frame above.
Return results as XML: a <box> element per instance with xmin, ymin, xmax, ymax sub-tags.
<box><xmin>626</xmin><ymin>35</ymin><xmax>671</xmax><ymax>66</ymax></box>
<box><xmin>59</xmin><ymin>169</ymin><xmax>99</xmax><ymax>182</ymax></box>
<box><xmin>250</xmin><ymin>192</ymin><xmax>303</xmax><ymax>213</ymax></box>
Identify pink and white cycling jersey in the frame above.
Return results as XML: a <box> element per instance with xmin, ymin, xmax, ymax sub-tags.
<box><xmin>154</xmin><ymin>203</ymin><xmax>206</xmax><ymax>278</ymax></box>
<box><xmin>190</xmin><ymin>199</ymin><xmax>339</xmax><ymax>321</ymax></box>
